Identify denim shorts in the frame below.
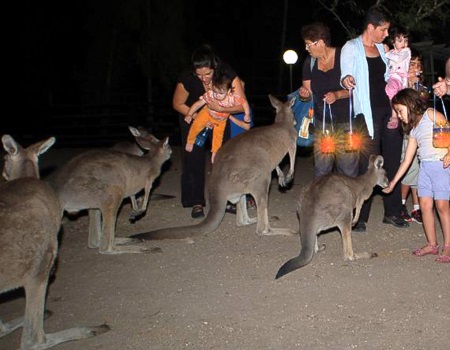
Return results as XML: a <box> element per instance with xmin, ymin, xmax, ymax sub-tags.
<box><xmin>418</xmin><ymin>161</ymin><xmax>450</xmax><ymax>200</ymax></box>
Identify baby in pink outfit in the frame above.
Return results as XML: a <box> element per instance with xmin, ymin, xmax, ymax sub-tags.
<box><xmin>385</xmin><ymin>27</ymin><xmax>411</xmax><ymax>129</ymax></box>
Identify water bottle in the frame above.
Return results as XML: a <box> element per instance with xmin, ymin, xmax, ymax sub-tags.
<box><xmin>195</xmin><ymin>126</ymin><xmax>212</xmax><ymax>147</ymax></box>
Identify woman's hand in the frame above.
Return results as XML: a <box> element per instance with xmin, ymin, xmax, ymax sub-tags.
<box><xmin>323</xmin><ymin>92</ymin><xmax>338</xmax><ymax>104</ymax></box>
<box><xmin>206</xmin><ymin>99</ymin><xmax>222</xmax><ymax>112</ymax></box>
<box><xmin>298</xmin><ymin>86</ymin><xmax>311</xmax><ymax>101</ymax></box>
<box><xmin>441</xmin><ymin>152</ymin><xmax>450</xmax><ymax>169</ymax></box>
<box><xmin>433</xmin><ymin>77</ymin><xmax>449</xmax><ymax>98</ymax></box>
<box><xmin>341</xmin><ymin>75</ymin><xmax>356</xmax><ymax>90</ymax></box>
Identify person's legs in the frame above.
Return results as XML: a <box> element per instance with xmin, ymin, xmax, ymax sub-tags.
<box><xmin>381</xmin><ymin>125</ymin><xmax>406</xmax><ymax>226</ymax></box>
<box><xmin>314</xmin><ymin>152</ymin><xmax>334</xmax><ymax>178</ymax></box>
<box><xmin>179</xmin><ymin>115</ymin><xmax>206</xmax><ymax>210</ymax></box>
<box><xmin>335</xmin><ymin>148</ymin><xmax>359</xmax><ymax>178</ymax></box>
<box><xmin>400</xmin><ymin>184</ymin><xmax>412</xmax><ymax>222</ymax></box>
<box><xmin>356</xmin><ymin>118</ymin><xmax>381</xmax><ymax>226</ymax></box>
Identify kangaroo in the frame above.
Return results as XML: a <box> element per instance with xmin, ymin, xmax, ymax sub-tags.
<box><xmin>52</xmin><ymin>132</ymin><xmax>172</xmax><ymax>254</ymax></box>
<box><xmin>130</xmin><ymin>94</ymin><xmax>298</xmax><ymax>241</ymax></box>
<box><xmin>275</xmin><ymin>154</ymin><xmax>389</xmax><ymax>279</ymax></box>
<box><xmin>0</xmin><ymin>135</ymin><xmax>109</xmax><ymax>350</ymax></box>
<box><xmin>110</xmin><ymin>126</ymin><xmax>161</xmax><ymax>218</ymax></box>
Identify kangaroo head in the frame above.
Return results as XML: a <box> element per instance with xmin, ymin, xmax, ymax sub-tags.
<box><xmin>368</xmin><ymin>154</ymin><xmax>389</xmax><ymax>189</ymax></box>
<box><xmin>129</xmin><ymin>126</ymin><xmax>161</xmax><ymax>153</ymax></box>
<box><xmin>268</xmin><ymin>94</ymin><xmax>296</xmax><ymax>125</ymax></box>
<box><xmin>2</xmin><ymin>135</ymin><xmax>55</xmax><ymax>180</ymax></box>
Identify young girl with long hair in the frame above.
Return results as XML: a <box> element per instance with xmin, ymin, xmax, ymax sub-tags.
<box><xmin>383</xmin><ymin>88</ymin><xmax>450</xmax><ymax>263</ymax></box>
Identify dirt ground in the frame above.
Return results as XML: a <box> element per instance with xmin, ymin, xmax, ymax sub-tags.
<box><xmin>0</xmin><ymin>145</ymin><xmax>448</xmax><ymax>350</ymax></box>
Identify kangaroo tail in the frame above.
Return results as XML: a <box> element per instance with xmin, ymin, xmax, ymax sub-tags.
<box><xmin>129</xmin><ymin>205</ymin><xmax>225</xmax><ymax>240</ymax></box>
<box><xmin>275</xmin><ymin>229</ymin><xmax>316</xmax><ymax>279</ymax></box>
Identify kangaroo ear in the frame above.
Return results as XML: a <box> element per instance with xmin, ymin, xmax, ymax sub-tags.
<box><xmin>33</xmin><ymin>137</ymin><xmax>56</xmax><ymax>156</ymax></box>
<box><xmin>2</xmin><ymin>135</ymin><xmax>19</xmax><ymax>156</ymax></box>
<box><xmin>268</xmin><ymin>94</ymin><xmax>282</xmax><ymax>110</ymax></box>
<box><xmin>375</xmin><ymin>155</ymin><xmax>384</xmax><ymax>169</ymax></box>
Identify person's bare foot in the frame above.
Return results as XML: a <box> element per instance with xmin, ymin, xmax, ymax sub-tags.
<box><xmin>186</xmin><ymin>143</ymin><xmax>193</xmax><ymax>152</ymax></box>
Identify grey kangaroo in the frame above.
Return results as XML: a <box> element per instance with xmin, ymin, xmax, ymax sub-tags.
<box><xmin>53</xmin><ymin>131</ymin><xmax>171</xmax><ymax>254</ymax></box>
<box><xmin>275</xmin><ymin>154</ymin><xmax>389</xmax><ymax>279</ymax></box>
<box><xmin>0</xmin><ymin>135</ymin><xmax>109</xmax><ymax>350</ymax></box>
<box><xmin>130</xmin><ymin>94</ymin><xmax>298</xmax><ymax>241</ymax></box>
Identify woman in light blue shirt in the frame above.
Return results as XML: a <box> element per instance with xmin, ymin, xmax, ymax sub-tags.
<box><xmin>340</xmin><ymin>5</ymin><xmax>408</xmax><ymax>231</ymax></box>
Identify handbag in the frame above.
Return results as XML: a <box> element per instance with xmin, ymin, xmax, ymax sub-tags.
<box><xmin>432</xmin><ymin>94</ymin><xmax>449</xmax><ymax>148</ymax></box>
<box><xmin>288</xmin><ymin>90</ymin><xmax>314</xmax><ymax>147</ymax></box>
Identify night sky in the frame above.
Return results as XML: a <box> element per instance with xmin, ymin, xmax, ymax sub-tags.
<box><xmin>7</xmin><ymin>0</ymin><xmax>449</xmax><ymax>143</ymax></box>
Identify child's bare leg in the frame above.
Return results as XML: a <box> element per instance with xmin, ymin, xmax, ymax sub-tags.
<box><xmin>211</xmin><ymin>152</ymin><xmax>216</xmax><ymax>164</ymax></box>
<box><xmin>411</xmin><ymin>187</ymin><xmax>420</xmax><ymax>206</ymax></box>
<box><xmin>418</xmin><ymin>197</ymin><xmax>438</xmax><ymax>248</ymax></box>
<box><xmin>435</xmin><ymin>199</ymin><xmax>450</xmax><ymax>254</ymax></box>
<box><xmin>186</xmin><ymin>143</ymin><xmax>194</xmax><ymax>152</ymax></box>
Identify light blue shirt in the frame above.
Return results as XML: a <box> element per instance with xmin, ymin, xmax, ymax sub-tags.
<box><xmin>340</xmin><ymin>36</ymin><xmax>389</xmax><ymax>138</ymax></box>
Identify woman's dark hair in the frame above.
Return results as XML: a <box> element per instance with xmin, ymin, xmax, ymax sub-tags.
<box><xmin>364</xmin><ymin>5</ymin><xmax>390</xmax><ymax>28</ymax></box>
<box><xmin>191</xmin><ymin>44</ymin><xmax>220</xmax><ymax>70</ymax></box>
<box><xmin>301</xmin><ymin>22</ymin><xmax>331</xmax><ymax>46</ymax></box>
<box><xmin>391</xmin><ymin>88</ymin><xmax>428</xmax><ymax>134</ymax></box>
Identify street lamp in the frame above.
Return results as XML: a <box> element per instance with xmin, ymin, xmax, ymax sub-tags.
<box><xmin>283</xmin><ymin>49</ymin><xmax>298</xmax><ymax>92</ymax></box>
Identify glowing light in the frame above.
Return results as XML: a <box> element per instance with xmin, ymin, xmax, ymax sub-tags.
<box><xmin>345</xmin><ymin>132</ymin><xmax>363</xmax><ymax>152</ymax></box>
<box><xmin>433</xmin><ymin>127</ymin><xmax>450</xmax><ymax>148</ymax></box>
<box><xmin>319</xmin><ymin>132</ymin><xmax>336</xmax><ymax>154</ymax></box>
<box><xmin>283</xmin><ymin>50</ymin><xmax>298</xmax><ymax>64</ymax></box>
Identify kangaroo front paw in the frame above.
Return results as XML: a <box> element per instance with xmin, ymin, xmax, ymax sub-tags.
<box><xmin>129</xmin><ymin>210</ymin><xmax>145</xmax><ymax>223</ymax></box>
<box><xmin>278</xmin><ymin>175</ymin><xmax>287</xmax><ymax>187</ymax></box>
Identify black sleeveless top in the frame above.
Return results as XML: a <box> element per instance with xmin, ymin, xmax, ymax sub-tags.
<box><xmin>367</xmin><ymin>56</ymin><xmax>391</xmax><ymax>121</ymax></box>
<box><xmin>303</xmin><ymin>47</ymin><xmax>349</xmax><ymax>125</ymax></box>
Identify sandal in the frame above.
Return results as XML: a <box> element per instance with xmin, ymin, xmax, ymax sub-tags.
<box><xmin>191</xmin><ymin>205</ymin><xmax>205</xmax><ymax>219</ymax></box>
<box><xmin>436</xmin><ymin>245</ymin><xmax>450</xmax><ymax>263</ymax></box>
<box><xmin>412</xmin><ymin>244</ymin><xmax>439</xmax><ymax>257</ymax></box>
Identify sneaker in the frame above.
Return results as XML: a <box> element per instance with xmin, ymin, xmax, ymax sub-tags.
<box><xmin>400</xmin><ymin>205</ymin><xmax>412</xmax><ymax>222</ymax></box>
<box><xmin>352</xmin><ymin>221</ymin><xmax>366</xmax><ymax>232</ymax></box>
<box><xmin>225</xmin><ymin>203</ymin><xmax>237</xmax><ymax>214</ymax></box>
<box><xmin>411</xmin><ymin>209</ymin><xmax>423</xmax><ymax>224</ymax></box>
<box><xmin>191</xmin><ymin>205</ymin><xmax>205</xmax><ymax>219</ymax></box>
<box><xmin>382</xmin><ymin>215</ymin><xmax>409</xmax><ymax>228</ymax></box>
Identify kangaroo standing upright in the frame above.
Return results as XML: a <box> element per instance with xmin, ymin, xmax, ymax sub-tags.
<box><xmin>53</xmin><ymin>131</ymin><xmax>171</xmax><ymax>254</ymax></box>
<box><xmin>0</xmin><ymin>135</ymin><xmax>109</xmax><ymax>350</ymax></box>
<box><xmin>276</xmin><ymin>155</ymin><xmax>389</xmax><ymax>279</ymax></box>
<box><xmin>130</xmin><ymin>94</ymin><xmax>298</xmax><ymax>241</ymax></box>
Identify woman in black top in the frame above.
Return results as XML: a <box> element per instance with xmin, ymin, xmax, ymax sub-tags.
<box><xmin>172</xmin><ymin>45</ymin><xmax>246</xmax><ymax>218</ymax></box>
<box><xmin>299</xmin><ymin>22</ymin><xmax>357</xmax><ymax>178</ymax></box>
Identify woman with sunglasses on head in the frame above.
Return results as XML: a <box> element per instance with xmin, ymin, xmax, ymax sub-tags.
<box><xmin>298</xmin><ymin>22</ymin><xmax>356</xmax><ymax>179</ymax></box>
<box><xmin>340</xmin><ymin>5</ymin><xmax>408</xmax><ymax>232</ymax></box>
<box><xmin>173</xmin><ymin>44</ymin><xmax>247</xmax><ymax>218</ymax></box>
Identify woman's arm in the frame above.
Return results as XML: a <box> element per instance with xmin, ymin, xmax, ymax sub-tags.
<box><xmin>229</xmin><ymin>115</ymin><xmax>251</xmax><ymax>131</ymax></box>
<box><xmin>173</xmin><ymin>83</ymin><xmax>191</xmax><ymax>116</ymax></box>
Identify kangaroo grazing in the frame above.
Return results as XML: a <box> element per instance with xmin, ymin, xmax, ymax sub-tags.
<box><xmin>130</xmin><ymin>94</ymin><xmax>298</xmax><ymax>241</ymax></box>
<box><xmin>53</xmin><ymin>132</ymin><xmax>172</xmax><ymax>254</ymax></box>
<box><xmin>0</xmin><ymin>135</ymin><xmax>109</xmax><ymax>350</ymax></box>
<box><xmin>275</xmin><ymin>155</ymin><xmax>389</xmax><ymax>279</ymax></box>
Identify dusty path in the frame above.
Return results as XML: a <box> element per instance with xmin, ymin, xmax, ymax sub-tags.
<box><xmin>1</xmin><ymin>146</ymin><xmax>448</xmax><ymax>350</ymax></box>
